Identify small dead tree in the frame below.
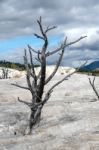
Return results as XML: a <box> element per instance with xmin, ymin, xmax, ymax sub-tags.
<box><xmin>1</xmin><ymin>67</ymin><xmax>9</xmax><ymax>79</ymax></box>
<box><xmin>88</xmin><ymin>76</ymin><xmax>99</xmax><ymax>101</ymax></box>
<box><xmin>13</xmin><ymin>17</ymin><xmax>86</xmax><ymax>134</ymax></box>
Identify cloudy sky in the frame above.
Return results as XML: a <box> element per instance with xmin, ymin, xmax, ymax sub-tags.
<box><xmin>0</xmin><ymin>0</ymin><xmax>99</xmax><ymax>67</ymax></box>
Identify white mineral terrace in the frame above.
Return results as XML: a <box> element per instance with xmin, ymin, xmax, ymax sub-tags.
<box><xmin>0</xmin><ymin>66</ymin><xmax>99</xmax><ymax>150</ymax></box>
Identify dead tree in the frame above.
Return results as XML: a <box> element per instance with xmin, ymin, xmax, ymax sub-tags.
<box><xmin>12</xmin><ymin>17</ymin><xmax>86</xmax><ymax>134</ymax></box>
<box><xmin>1</xmin><ymin>67</ymin><xmax>9</xmax><ymax>79</ymax></box>
<box><xmin>88</xmin><ymin>76</ymin><xmax>99</xmax><ymax>101</ymax></box>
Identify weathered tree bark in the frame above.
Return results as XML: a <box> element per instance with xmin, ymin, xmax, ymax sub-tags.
<box><xmin>29</xmin><ymin>105</ymin><xmax>42</xmax><ymax>133</ymax></box>
<box><xmin>13</xmin><ymin>17</ymin><xmax>87</xmax><ymax>134</ymax></box>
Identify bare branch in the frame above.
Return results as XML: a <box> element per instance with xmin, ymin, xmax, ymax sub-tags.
<box><xmin>45</xmin><ymin>51</ymin><xmax>64</xmax><ymax>84</ymax></box>
<box><xmin>35</xmin><ymin>50</ymin><xmax>41</xmax><ymax>64</ymax></box>
<box><xmin>28</xmin><ymin>45</ymin><xmax>41</xmax><ymax>55</ymax></box>
<box><xmin>37</xmin><ymin>16</ymin><xmax>45</xmax><ymax>38</ymax></box>
<box><xmin>45</xmin><ymin>37</ymin><xmax>67</xmax><ymax>84</ymax></box>
<box><xmin>24</xmin><ymin>49</ymin><xmax>34</xmax><ymax>95</ymax></box>
<box><xmin>93</xmin><ymin>76</ymin><xmax>95</xmax><ymax>86</ymax></box>
<box><xmin>34</xmin><ymin>33</ymin><xmax>44</xmax><ymax>40</ymax></box>
<box><xmin>28</xmin><ymin>48</ymin><xmax>37</xmax><ymax>81</ymax></box>
<box><xmin>35</xmin><ymin>58</ymin><xmax>41</xmax><ymax>64</ymax></box>
<box><xmin>24</xmin><ymin>49</ymin><xmax>29</xmax><ymax>71</ymax></box>
<box><xmin>11</xmin><ymin>83</ymin><xmax>29</xmax><ymax>90</ymax></box>
<box><xmin>45</xmin><ymin>26</ymin><xmax>57</xmax><ymax>33</ymax></box>
<box><xmin>37</xmin><ymin>17</ymin><xmax>48</xmax><ymax>52</ymax></box>
<box><xmin>88</xmin><ymin>76</ymin><xmax>99</xmax><ymax>100</ymax></box>
<box><xmin>18</xmin><ymin>97</ymin><xmax>32</xmax><ymax>107</ymax></box>
<box><xmin>42</xmin><ymin>61</ymin><xmax>87</xmax><ymax>105</ymax></box>
<box><xmin>46</xmin><ymin>36</ymin><xmax>87</xmax><ymax>57</ymax></box>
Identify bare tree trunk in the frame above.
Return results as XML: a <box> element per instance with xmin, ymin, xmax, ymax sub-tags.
<box><xmin>29</xmin><ymin>105</ymin><xmax>42</xmax><ymax>133</ymax></box>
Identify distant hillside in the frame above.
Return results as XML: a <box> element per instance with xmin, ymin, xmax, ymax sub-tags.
<box><xmin>0</xmin><ymin>61</ymin><xmax>39</xmax><ymax>71</ymax></box>
<box><xmin>81</xmin><ymin>61</ymin><xmax>99</xmax><ymax>71</ymax></box>
<box><xmin>0</xmin><ymin>61</ymin><xmax>25</xmax><ymax>71</ymax></box>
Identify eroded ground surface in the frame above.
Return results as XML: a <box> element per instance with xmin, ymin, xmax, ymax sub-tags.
<box><xmin>0</xmin><ymin>73</ymin><xmax>99</xmax><ymax>150</ymax></box>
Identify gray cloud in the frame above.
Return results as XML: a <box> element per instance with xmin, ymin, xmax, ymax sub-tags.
<box><xmin>0</xmin><ymin>0</ymin><xmax>99</xmax><ymax>39</ymax></box>
<box><xmin>0</xmin><ymin>0</ymin><xmax>99</xmax><ymax>66</ymax></box>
